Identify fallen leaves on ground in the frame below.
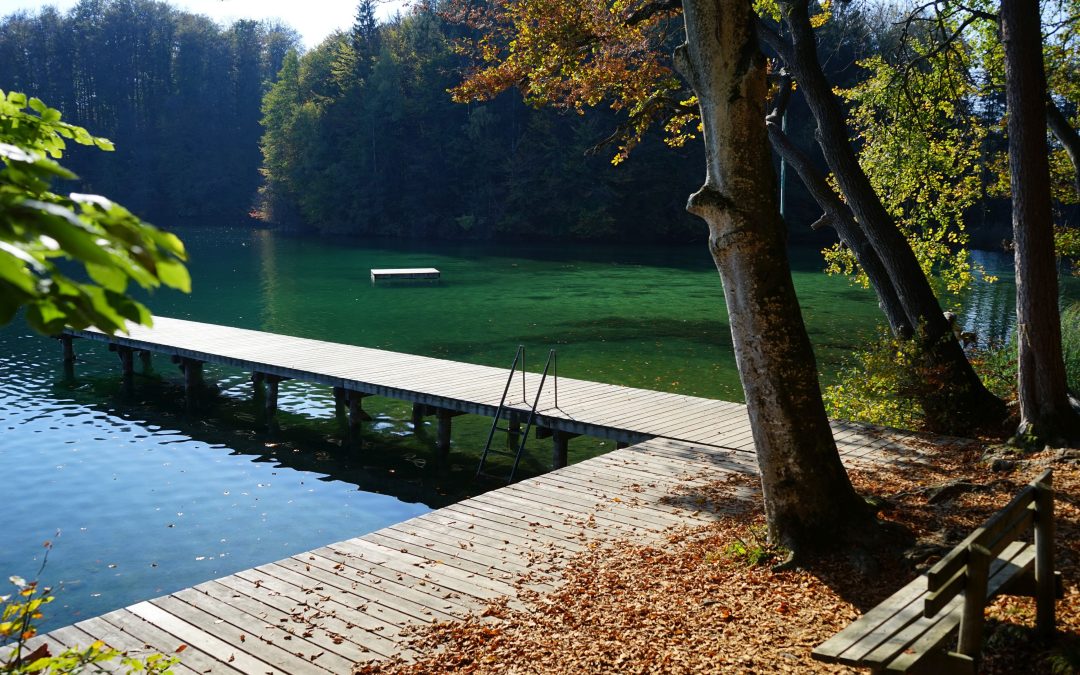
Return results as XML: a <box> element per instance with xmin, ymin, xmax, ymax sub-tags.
<box><xmin>355</xmin><ymin>443</ymin><xmax>1080</xmax><ymax>674</ymax></box>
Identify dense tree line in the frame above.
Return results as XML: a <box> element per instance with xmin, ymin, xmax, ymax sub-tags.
<box><xmin>256</xmin><ymin>1</ymin><xmax>718</xmax><ymax>241</ymax></box>
<box><xmin>0</xmin><ymin>0</ymin><xmax>298</xmax><ymax>225</ymax></box>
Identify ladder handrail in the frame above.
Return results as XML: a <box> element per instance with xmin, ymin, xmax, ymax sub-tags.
<box><xmin>507</xmin><ymin>348</ymin><xmax>555</xmax><ymax>482</ymax></box>
<box><xmin>476</xmin><ymin>346</ymin><xmax>557</xmax><ymax>483</ymax></box>
<box><xmin>476</xmin><ymin>345</ymin><xmax>525</xmax><ymax>479</ymax></box>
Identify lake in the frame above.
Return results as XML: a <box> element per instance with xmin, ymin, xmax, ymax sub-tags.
<box><xmin>0</xmin><ymin>229</ymin><xmax>1060</xmax><ymax>631</ymax></box>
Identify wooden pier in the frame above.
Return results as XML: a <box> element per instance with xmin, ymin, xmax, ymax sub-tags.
<box><xmin>16</xmin><ymin>318</ymin><xmax>955</xmax><ymax>672</ymax></box>
<box><xmin>370</xmin><ymin>268</ymin><xmax>440</xmax><ymax>283</ymax></box>
<box><xmin>62</xmin><ymin>316</ymin><xmax>753</xmax><ymax>467</ymax></box>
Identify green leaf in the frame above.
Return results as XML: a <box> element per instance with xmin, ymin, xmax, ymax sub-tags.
<box><xmin>86</xmin><ymin>262</ymin><xmax>128</xmax><ymax>293</ymax></box>
<box><xmin>155</xmin><ymin>259</ymin><xmax>191</xmax><ymax>292</ymax></box>
<box><xmin>28</xmin><ymin>97</ymin><xmax>46</xmax><ymax>114</ymax></box>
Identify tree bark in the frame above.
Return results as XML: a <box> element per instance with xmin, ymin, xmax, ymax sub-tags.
<box><xmin>1047</xmin><ymin>97</ymin><xmax>1080</xmax><ymax>198</ymax></box>
<box><xmin>677</xmin><ymin>0</ymin><xmax>872</xmax><ymax>555</ymax></box>
<box><xmin>1003</xmin><ymin>0</ymin><xmax>1080</xmax><ymax>443</ymax></box>
<box><xmin>771</xmin><ymin>0</ymin><xmax>1007</xmax><ymax>433</ymax></box>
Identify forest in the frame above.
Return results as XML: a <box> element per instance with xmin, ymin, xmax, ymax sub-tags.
<box><xmin>6</xmin><ymin>0</ymin><xmax>1073</xmax><ymax>245</ymax></box>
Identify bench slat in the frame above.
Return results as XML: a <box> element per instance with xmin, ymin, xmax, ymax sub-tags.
<box><xmin>812</xmin><ymin>576</ymin><xmax>928</xmax><ymax>662</ymax></box>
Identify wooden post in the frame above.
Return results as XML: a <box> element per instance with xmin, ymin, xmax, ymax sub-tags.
<box><xmin>436</xmin><ymin>409</ymin><xmax>453</xmax><ymax>459</ymax></box>
<box><xmin>1034</xmin><ymin>473</ymin><xmax>1057</xmax><ymax>638</ymax></box>
<box><xmin>552</xmin><ymin>430</ymin><xmax>569</xmax><ymax>469</ymax></box>
<box><xmin>252</xmin><ymin>372</ymin><xmax>266</xmax><ymax>417</ymax></box>
<box><xmin>333</xmin><ymin>387</ymin><xmax>347</xmax><ymax>428</ymax></box>
<box><xmin>265</xmin><ymin>375</ymin><xmax>280</xmax><ymax>420</ymax></box>
<box><xmin>116</xmin><ymin>346</ymin><xmax>134</xmax><ymax>379</ymax></box>
<box><xmin>506</xmin><ymin>412</ymin><xmax>521</xmax><ymax>449</ymax></box>
<box><xmin>957</xmin><ymin>543</ymin><xmax>991</xmax><ymax>658</ymax></box>
<box><xmin>60</xmin><ymin>334</ymin><xmax>75</xmax><ymax>364</ymax></box>
<box><xmin>183</xmin><ymin>359</ymin><xmax>204</xmax><ymax>409</ymax></box>
<box><xmin>412</xmin><ymin>403</ymin><xmax>426</xmax><ymax>428</ymax></box>
<box><xmin>616</xmin><ymin>441</ymin><xmax>629</xmax><ymax>450</ymax></box>
<box><xmin>139</xmin><ymin>349</ymin><xmax>153</xmax><ymax>373</ymax></box>
<box><xmin>347</xmin><ymin>392</ymin><xmax>372</xmax><ymax>436</ymax></box>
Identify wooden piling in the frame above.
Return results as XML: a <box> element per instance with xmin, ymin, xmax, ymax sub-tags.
<box><xmin>117</xmin><ymin>346</ymin><xmax>134</xmax><ymax>379</ymax></box>
<box><xmin>179</xmin><ymin>358</ymin><xmax>204</xmax><ymax>409</ymax></box>
<box><xmin>265</xmin><ymin>375</ymin><xmax>280</xmax><ymax>419</ymax></box>
<box><xmin>60</xmin><ymin>334</ymin><xmax>75</xmax><ymax>363</ymax></box>
<box><xmin>551</xmin><ymin>430</ymin><xmax>579</xmax><ymax>469</ymax></box>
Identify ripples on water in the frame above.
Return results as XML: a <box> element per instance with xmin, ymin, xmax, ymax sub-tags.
<box><xmin>0</xmin><ymin>330</ymin><xmax>435</xmax><ymax>632</ymax></box>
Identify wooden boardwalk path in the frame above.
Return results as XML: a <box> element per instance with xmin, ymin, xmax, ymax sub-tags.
<box><xmin>10</xmin><ymin>427</ymin><xmax>950</xmax><ymax>673</ymax></box>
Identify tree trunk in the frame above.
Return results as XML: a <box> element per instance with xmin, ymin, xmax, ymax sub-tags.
<box><xmin>1003</xmin><ymin>0</ymin><xmax>1080</xmax><ymax>443</ymax></box>
<box><xmin>1047</xmin><ymin>97</ymin><xmax>1080</xmax><ymax>198</ymax></box>
<box><xmin>677</xmin><ymin>0</ymin><xmax>872</xmax><ymax>555</ymax></box>
<box><xmin>773</xmin><ymin>0</ymin><xmax>1007</xmax><ymax>433</ymax></box>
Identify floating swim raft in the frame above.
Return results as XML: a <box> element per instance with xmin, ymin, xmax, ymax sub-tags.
<box><xmin>370</xmin><ymin>267</ymin><xmax>440</xmax><ymax>283</ymax></box>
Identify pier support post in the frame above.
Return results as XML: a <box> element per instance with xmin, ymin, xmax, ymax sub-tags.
<box><xmin>411</xmin><ymin>403</ymin><xmax>426</xmax><ymax>428</ymax></box>
<box><xmin>252</xmin><ymin>372</ymin><xmax>266</xmax><ymax>413</ymax></box>
<box><xmin>59</xmin><ymin>334</ymin><xmax>76</xmax><ymax>379</ymax></box>
<box><xmin>115</xmin><ymin>346</ymin><xmax>135</xmax><ymax>379</ymax></box>
<box><xmin>181</xmin><ymin>358</ymin><xmax>204</xmax><ymax>408</ymax></box>
<box><xmin>617</xmin><ymin>441</ymin><xmax>629</xmax><ymax>450</ymax></box>
<box><xmin>506</xmin><ymin>412</ymin><xmax>522</xmax><ymax>449</ymax></box>
<box><xmin>60</xmin><ymin>334</ymin><xmax>76</xmax><ymax>364</ymax></box>
<box><xmin>435</xmin><ymin>408</ymin><xmax>465</xmax><ymax>460</ymax></box>
<box><xmin>265</xmin><ymin>374</ymin><xmax>282</xmax><ymax>421</ymax></box>
<box><xmin>347</xmin><ymin>391</ymin><xmax>373</xmax><ymax>437</ymax></box>
<box><xmin>334</xmin><ymin>387</ymin><xmax>348</xmax><ymax>428</ymax></box>
<box><xmin>114</xmin><ymin>346</ymin><xmax>135</xmax><ymax>394</ymax></box>
<box><xmin>551</xmin><ymin>430</ymin><xmax>579</xmax><ymax>470</ymax></box>
<box><xmin>139</xmin><ymin>349</ymin><xmax>153</xmax><ymax>374</ymax></box>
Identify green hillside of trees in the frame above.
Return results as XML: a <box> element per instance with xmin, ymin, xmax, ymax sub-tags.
<box><xmin>0</xmin><ymin>1</ymin><xmax>298</xmax><ymax>226</ymax></box>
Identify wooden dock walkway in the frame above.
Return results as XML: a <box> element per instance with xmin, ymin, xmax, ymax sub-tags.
<box><xmin>11</xmin><ymin>428</ymin><xmax>943</xmax><ymax>673</ymax></box>
<box><xmin>63</xmin><ymin>316</ymin><xmax>753</xmax><ymax>466</ymax></box>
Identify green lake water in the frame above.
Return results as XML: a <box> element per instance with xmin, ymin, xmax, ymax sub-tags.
<box><xmin>0</xmin><ymin>229</ymin><xmax>1055</xmax><ymax>631</ymax></box>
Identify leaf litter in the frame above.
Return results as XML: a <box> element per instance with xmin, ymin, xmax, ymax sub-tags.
<box><xmin>353</xmin><ymin>442</ymin><xmax>1080</xmax><ymax>674</ymax></box>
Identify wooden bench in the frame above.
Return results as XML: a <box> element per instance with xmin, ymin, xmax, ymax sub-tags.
<box><xmin>813</xmin><ymin>469</ymin><xmax>1059</xmax><ymax>674</ymax></box>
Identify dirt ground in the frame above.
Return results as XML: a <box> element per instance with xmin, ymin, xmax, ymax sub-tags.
<box><xmin>355</xmin><ymin>442</ymin><xmax>1080</xmax><ymax>674</ymax></box>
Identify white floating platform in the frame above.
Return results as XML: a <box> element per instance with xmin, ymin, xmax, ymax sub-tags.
<box><xmin>370</xmin><ymin>267</ymin><xmax>441</xmax><ymax>283</ymax></box>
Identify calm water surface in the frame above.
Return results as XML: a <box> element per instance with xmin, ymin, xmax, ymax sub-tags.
<box><xmin>0</xmin><ymin>229</ymin><xmax>1062</xmax><ymax>631</ymax></box>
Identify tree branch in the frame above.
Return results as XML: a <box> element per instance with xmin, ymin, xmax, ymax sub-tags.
<box><xmin>1047</xmin><ymin>96</ymin><xmax>1080</xmax><ymax>198</ymax></box>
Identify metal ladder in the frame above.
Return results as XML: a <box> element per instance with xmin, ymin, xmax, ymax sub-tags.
<box><xmin>476</xmin><ymin>346</ymin><xmax>557</xmax><ymax>483</ymax></box>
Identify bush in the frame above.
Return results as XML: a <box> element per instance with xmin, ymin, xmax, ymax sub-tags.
<box><xmin>823</xmin><ymin>326</ymin><xmax>1019</xmax><ymax>431</ymax></box>
<box><xmin>1061</xmin><ymin>302</ymin><xmax>1080</xmax><ymax>395</ymax></box>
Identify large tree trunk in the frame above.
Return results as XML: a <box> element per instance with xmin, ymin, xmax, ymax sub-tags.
<box><xmin>771</xmin><ymin>0</ymin><xmax>1007</xmax><ymax>433</ymax></box>
<box><xmin>1003</xmin><ymin>0</ymin><xmax>1080</xmax><ymax>443</ymax></box>
<box><xmin>677</xmin><ymin>0</ymin><xmax>872</xmax><ymax>555</ymax></box>
<box><xmin>1047</xmin><ymin>97</ymin><xmax>1080</xmax><ymax>198</ymax></box>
